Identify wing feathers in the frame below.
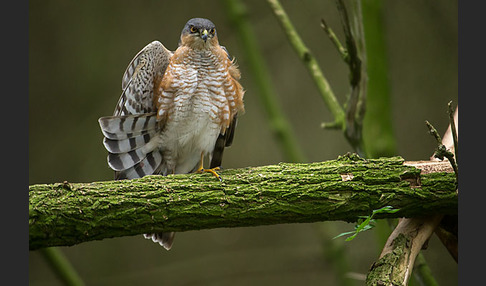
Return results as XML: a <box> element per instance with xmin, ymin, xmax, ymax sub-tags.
<box><xmin>115</xmin><ymin>41</ymin><xmax>173</xmax><ymax>116</ymax></box>
<box><xmin>210</xmin><ymin>115</ymin><xmax>238</xmax><ymax>169</ymax></box>
<box><xmin>99</xmin><ymin>37</ymin><xmax>244</xmax><ymax>251</ymax></box>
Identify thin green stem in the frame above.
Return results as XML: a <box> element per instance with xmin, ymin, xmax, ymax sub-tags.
<box><xmin>413</xmin><ymin>253</ymin><xmax>439</xmax><ymax>286</ymax></box>
<box><xmin>222</xmin><ymin>0</ymin><xmax>306</xmax><ymax>163</ymax></box>
<box><xmin>320</xmin><ymin>18</ymin><xmax>349</xmax><ymax>63</ymax></box>
<box><xmin>39</xmin><ymin>247</ymin><xmax>84</xmax><ymax>286</ymax></box>
<box><xmin>266</xmin><ymin>0</ymin><xmax>345</xmax><ymax>126</ymax></box>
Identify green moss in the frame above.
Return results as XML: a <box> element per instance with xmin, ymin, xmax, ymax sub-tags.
<box><xmin>29</xmin><ymin>156</ymin><xmax>457</xmax><ymax>250</ymax></box>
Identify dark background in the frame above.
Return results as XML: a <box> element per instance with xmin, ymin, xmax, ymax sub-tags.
<box><xmin>29</xmin><ymin>0</ymin><xmax>457</xmax><ymax>285</ymax></box>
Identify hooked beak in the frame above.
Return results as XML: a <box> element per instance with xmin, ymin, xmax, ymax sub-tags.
<box><xmin>201</xmin><ymin>29</ymin><xmax>208</xmax><ymax>42</ymax></box>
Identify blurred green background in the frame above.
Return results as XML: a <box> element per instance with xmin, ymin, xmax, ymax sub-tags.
<box><xmin>29</xmin><ymin>0</ymin><xmax>457</xmax><ymax>285</ymax></box>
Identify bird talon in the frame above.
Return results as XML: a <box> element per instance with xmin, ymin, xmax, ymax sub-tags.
<box><xmin>197</xmin><ymin>167</ymin><xmax>222</xmax><ymax>182</ymax></box>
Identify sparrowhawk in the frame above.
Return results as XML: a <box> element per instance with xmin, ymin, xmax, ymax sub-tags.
<box><xmin>98</xmin><ymin>18</ymin><xmax>245</xmax><ymax>250</ymax></box>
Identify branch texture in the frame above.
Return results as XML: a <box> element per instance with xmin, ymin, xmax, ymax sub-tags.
<box><xmin>366</xmin><ymin>216</ymin><xmax>443</xmax><ymax>285</ymax></box>
<box><xmin>29</xmin><ymin>155</ymin><xmax>457</xmax><ymax>250</ymax></box>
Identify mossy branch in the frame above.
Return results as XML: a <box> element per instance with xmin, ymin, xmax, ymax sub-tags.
<box><xmin>29</xmin><ymin>155</ymin><xmax>457</xmax><ymax>251</ymax></box>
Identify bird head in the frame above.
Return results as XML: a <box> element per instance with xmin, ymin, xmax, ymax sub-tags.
<box><xmin>180</xmin><ymin>18</ymin><xmax>218</xmax><ymax>49</ymax></box>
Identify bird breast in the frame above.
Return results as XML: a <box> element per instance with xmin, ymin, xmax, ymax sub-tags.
<box><xmin>158</xmin><ymin>49</ymin><xmax>233</xmax><ymax>159</ymax></box>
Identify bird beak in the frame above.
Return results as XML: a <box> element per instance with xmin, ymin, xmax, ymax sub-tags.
<box><xmin>201</xmin><ymin>29</ymin><xmax>208</xmax><ymax>42</ymax></box>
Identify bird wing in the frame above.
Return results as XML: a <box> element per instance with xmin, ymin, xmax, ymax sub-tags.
<box><xmin>210</xmin><ymin>114</ymin><xmax>238</xmax><ymax>169</ymax></box>
<box><xmin>114</xmin><ymin>41</ymin><xmax>173</xmax><ymax>116</ymax></box>
<box><xmin>100</xmin><ymin>40</ymin><xmax>176</xmax><ymax>247</ymax></box>
<box><xmin>220</xmin><ymin>45</ymin><xmax>232</xmax><ymax>61</ymax></box>
<box><xmin>100</xmin><ymin>41</ymin><xmax>173</xmax><ymax>180</ymax></box>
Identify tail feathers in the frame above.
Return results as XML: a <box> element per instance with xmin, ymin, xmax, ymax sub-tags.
<box><xmin>108</xmin><ymin>146</ymin><xmax>156</xmax><ymax>171</ymax></box>
<box><xmin>103</xmin><ymin>131</ymin><xmax>156</xmax><ymax>154</ymax></box>
<box><xmin>98</xmin><ymin>113</ymin><xmax>157</xmax><ymax>140</ymax></box>
<box><xmin>115</xmin><ymin>151</ymin><xmax>163</xmax><ymax>180</ymax></box>
<box><xmin>99</xmin><ymin>113</ymin><xmax>164</xmax><ymax>177</ymax></box>
<box><xmin>99</xmin><ymin>112</ymin><xmax>175</xmax><ymax>249</ymax></box>
<box><xmin>143</xmin><ymin>232</ymin><xmax>175</xmax><ymax>250</ymax></box>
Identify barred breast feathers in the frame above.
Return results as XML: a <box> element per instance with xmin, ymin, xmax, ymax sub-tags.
<box><xmin>155</xmin><ymin>45</ymin><xmax>244</xmax><ymax>134</ymax></box>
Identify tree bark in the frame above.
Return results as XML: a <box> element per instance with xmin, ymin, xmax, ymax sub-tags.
<box><xmin>366</xmin><ymin>216</ymin><xmax>443</xmax><ymax>286</ymax></box>
<box><xmin>29</xmin><ymin>154</ymin><xmax>456</xmax><ymax>251</ymax></box>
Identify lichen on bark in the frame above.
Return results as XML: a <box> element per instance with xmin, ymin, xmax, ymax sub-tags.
<box><xmin>29</xmin><ymin>155</ymin><xmax>457</xmax><ymax>250</ymax></box>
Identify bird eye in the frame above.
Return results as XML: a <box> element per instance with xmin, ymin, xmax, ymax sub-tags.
<box><xmin>190</xmin><ymin>26</ymin><xmax>198</xmax><ymax>33</ymax></box>
<box><xmin>209</xmin><ymin>28</ymin><xmax>215</xmax><ymax>35</ymax></box>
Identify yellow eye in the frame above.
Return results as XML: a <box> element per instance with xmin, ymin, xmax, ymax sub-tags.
<box><xmin>190</xmin><ymin>26</ymin><xmax>198</xmax><ymax>33</ymax></box>
<box><xmin>209</xmin><ymin>28</ymin><xmax>215</xmax><ymax>35</ymax></box>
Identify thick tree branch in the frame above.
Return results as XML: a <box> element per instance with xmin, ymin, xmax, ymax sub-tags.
<box><xmin>29</xmin><ymin>155</ymin><xmax>456</xmax><ymax>251</ymax></box>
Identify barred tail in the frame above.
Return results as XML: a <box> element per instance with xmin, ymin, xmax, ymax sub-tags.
<box><xmin>98</xmin><ymin>113</ymin><xmax>163</xmax><ymax>179</ymax></box>
<box><xmin>143</xmin><ymin>232</ymin><xmax>176</xmax><ymax>250</ymax></box>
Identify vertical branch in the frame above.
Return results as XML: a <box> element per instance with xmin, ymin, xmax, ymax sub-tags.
<box><xmin>222</xmin><ymin>0</ymin><xmax>307</xmax><ymax>163</ymax></box>
<box><xmin>335</xmin><ymin>0</ymin><xmax>367</xmax><ymax>156</ymax></box>
<box><xmin>447</xmin><ymin>102</ymin><xmax>458</xmax><ymax>161</ymax></box>
<box><xmin>425</xmin><ymin>120</ymin><xmax>459</xmax><ymax>180</ymax></box>
<box><xmin>361</xmin><ymin>0</ymin><xmax>397</xmax><ymax>158</ymax></box>
<box><xmin>366</xmin><ymin>216</ymin><xmax>443</xmax><ymax>286</ymax></box>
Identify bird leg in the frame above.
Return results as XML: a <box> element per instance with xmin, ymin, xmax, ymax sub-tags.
<box><xmin>195</xmin><ymin>153</ymin><xmax>222</xmax><ymax>182</ymax></box>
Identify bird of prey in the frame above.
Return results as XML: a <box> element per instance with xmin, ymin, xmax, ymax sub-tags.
<box><xmin>98</xmin><ymin>18</ymin><xmax>245</xmax><ymax>250</ymax></box>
